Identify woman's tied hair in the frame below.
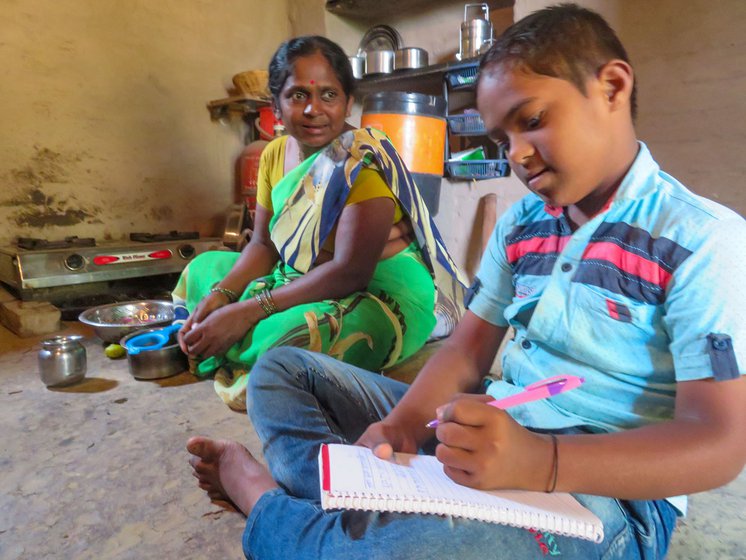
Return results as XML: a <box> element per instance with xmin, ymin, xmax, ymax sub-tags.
<box><xmin>478</xmin><ymin>3</ymin><xmax>637</xmax><ymax>119</ymax></box>
<box><xmin>268</xmin><ymin>35</ymin><xmax>355</xmax><ymax>103</ymax></box>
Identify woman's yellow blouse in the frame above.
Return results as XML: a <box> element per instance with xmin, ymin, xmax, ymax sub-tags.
<box><xmin>256</xmin><ymin>135</ymin><xmax>403</xmax><ymax>224</ymax></box>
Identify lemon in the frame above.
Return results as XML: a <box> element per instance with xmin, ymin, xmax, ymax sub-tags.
<box><xmin>104</xmin><ymin>343</ymin><xmax>126</xmax><ymax>359</ymax></box>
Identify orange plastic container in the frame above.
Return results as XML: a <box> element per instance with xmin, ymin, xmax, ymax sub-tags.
<box><xmin>361</xmin><ymin>92</ymin><xmax>446</xmax><ymax>176</ymax></box>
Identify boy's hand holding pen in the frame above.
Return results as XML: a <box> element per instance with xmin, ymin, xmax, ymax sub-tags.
<box><xmin>430</xmin><ymin>375</ymin><xmax>583</xmax><ymax>491</ymax></box>
<box><xmin>431</xmin><ymin>394</ymin><xmax>557</xmax><ymax>492</ymax></box>
<box><xmin>357</xmin><ymin>375</ymin><xmax>584</xmax><ymax>489</ymax></box>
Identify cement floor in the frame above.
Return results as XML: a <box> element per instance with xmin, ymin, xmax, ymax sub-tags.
<box><xmin>1</xmin><ymin>321</ymin><xmax>744</xmax><ymax>559</ymax></box>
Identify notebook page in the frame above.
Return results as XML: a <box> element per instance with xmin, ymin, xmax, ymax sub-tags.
<box><xmin>323</xmin><ymin>444</ymin><xmax>604</xmax><ymax>542</ymax></box>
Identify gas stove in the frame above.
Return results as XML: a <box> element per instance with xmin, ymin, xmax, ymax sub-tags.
<box><xmin>0</xmin><ymin>232</ymin><xmax>225</xmax><ymax>318</ymax></box>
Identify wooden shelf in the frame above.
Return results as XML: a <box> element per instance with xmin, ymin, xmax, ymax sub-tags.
<box><xmin>206</xmin><ymin>94</ymin><xmax>270</xmax><ymax>121</ymax></box>
<box><xmin>354</xmin><ymin>58</ymin><xmax>479</xmax><ymax>97</ymax></box>
<box><xmin>326</xmin><ymin>0</ymin><xmax>514</xmax><ymax>18</ymax></box>
<box><xmin>326</xmin><ymin>0</ymin><xmax>451</xmax><ymax>19</ymax></box>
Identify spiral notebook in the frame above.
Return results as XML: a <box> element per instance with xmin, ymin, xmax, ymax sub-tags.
<box><xmin>319</xmin><ymin>443</ymin><xmax>604</xmax><ymax>543</ymax></box>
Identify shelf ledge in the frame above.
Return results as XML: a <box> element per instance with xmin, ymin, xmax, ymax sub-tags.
<box><xmin>206</xmin><ymin>94</ymin><xmax>271</xmax><ymax>120</ymax></box>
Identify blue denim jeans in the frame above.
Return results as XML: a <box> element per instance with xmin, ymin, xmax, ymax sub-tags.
<box><xmin>243</xmin><ymin>348</ymin><xmax>678</xmax><ymax>560</ymax></box>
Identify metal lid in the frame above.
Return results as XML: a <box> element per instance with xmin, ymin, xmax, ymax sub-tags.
<box><xmin>362</xmin><ymin>91</ymin><xmax>446</xmax><ymax>118</ymax></box>
<box><xmin>41</xmin><ymin>335</ymin><xmax>84</xmax><ymax>348</ymax></box>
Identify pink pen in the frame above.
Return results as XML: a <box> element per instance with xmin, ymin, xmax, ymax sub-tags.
<box><xmin>425</xmin><ymin>374</ymin><xmax>585</xmax><ymax>428</ymax></box>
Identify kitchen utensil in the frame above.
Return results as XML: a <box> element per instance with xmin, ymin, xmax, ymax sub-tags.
<box><xmin>357</xmin><ymin>24</ymin><xmax>403</xmax><ymax>54</ymax></box>
<box><xmin>222</xmin><ymin>203</ymin><xmax>249</xmax><ymax>250</ymax></box>
<box><xmin>394</xmin><ymin>47</ymin><xmax>429</xmax><ymax>71</ymax></box>
<box><xmin>357</xmin><ymin>24</ymin><xmax>402</xmax><ymax>77</ymax></box>
<box><xmin>120</xmin><ymin>326</ymin><xmax>188</xmax><ymax>380</ymax></box>
<box><xmin>349</xmin><ymin>54</ymin><xmax>365</xmax><ymax>79</ymax></box>
<box><xmin>38</xmin><ymin>335</ymin><xmax>87</xmax><ymax>387</ymax></box>
<box><xmin>78</xmin><ymin>300</ymin><xmax>174</xmax><ymax>343</ymax></box>
<box><xmin>457</xmin><ymin>3</ymin><xmax>494</xmax><ymax>61</ymax></box>
<box><xmin>365</xmin><ymin>50</ymin><xmax>395</xmax><ymax>75</ymax></box>
<box><xmin>123</xmin><ymin>323</ymin><xmax>181</xmax><ymax>355</ymax></box>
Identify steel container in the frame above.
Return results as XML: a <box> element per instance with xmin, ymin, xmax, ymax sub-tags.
<box><xmin>458</xmin><ymin>3</ymin><xmax>494</xmax><ymax>60</ymax></box>
<box><xmin>349</xmin><ymin>55</ymin><xmax>365</xmax><ymax>79</ymax></box>
<box><xmin>394</xmin><ymin>47</ymin><xmax>429</xmax><ymax>71</ymax></box>
<box><xmin>364</xmin><ymin>50</ymin><xmax>394</xmax><ymax>75</ymax></box>
<box><xmin>38</xmin><ymin>335</ymin><xmax>87</xmax><ymax>387</ymax></box>
<box><xmin>120</xmin><ymin>326</ymin><xmax>188</xmax><ymax>380</ymax></box>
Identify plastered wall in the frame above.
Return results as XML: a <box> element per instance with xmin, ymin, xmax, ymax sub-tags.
<box><xmin>2</xmin><ymin>1</ymin><xmax>743</xmax><ymax>279</ymax></box>
<box><xmin>0</xmin><ymin>0</ymin><xmax>289</xmax><ymax>245</ymax></box>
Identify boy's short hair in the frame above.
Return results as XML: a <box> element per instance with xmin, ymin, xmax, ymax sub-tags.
<box><xmin>478</xmin><ymin>3</ymin><xmax>637</xmax><ymax>119</ymax></box>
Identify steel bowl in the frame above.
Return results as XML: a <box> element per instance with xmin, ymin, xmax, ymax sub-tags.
<box><xmin>78</xmin><ymin>300</ymin><xmax>174</xmax><ymax>344</ymax></box>
<box><xmin>364</xmin><ymin>50</ymin><xmax>394</xmax><ymax>75</ymax></box>
<box><xmin>349</xmin><ymin>54</ymin><xmax>365</xmax><ymax>79</ymax></box>
<box><xmin>394</xmin><ymin>47</ymin><xmax>428</xmax><ymax>71</ymax></box>
<box><xmin>120</xmin><ymin>326</ymin><xmax>188</xmax><ymax>380</ymax></box>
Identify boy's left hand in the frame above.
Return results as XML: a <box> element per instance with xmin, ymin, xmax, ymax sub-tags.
<box><xmin>433</xmin><ymin>394</ymin><xmax>553</xmax><ymax>492</ymax></box>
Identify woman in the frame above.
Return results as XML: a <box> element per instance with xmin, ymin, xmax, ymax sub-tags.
<box><xmin>174</xmin><ymin>36</ymin><xmax>465</xmax><ymax>410</ymax></box>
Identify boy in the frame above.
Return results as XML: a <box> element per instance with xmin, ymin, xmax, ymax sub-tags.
<box><xmin>187</xmin><ymin>4</ymin><xmax>746</xmax><ymax>558</ymax></box>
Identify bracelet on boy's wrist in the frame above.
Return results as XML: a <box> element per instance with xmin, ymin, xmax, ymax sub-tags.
<box><xmin>209</xmin><ymin>286</ymin><xmax>239</xmax><ymax>304</ymax></box>
<box><xmin>545</xmin><ymin>434</ymin><xmax>559</xmax><ymax>493</ymax></box>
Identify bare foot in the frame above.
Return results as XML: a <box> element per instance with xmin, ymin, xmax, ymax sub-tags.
<box><xmin>187</xmin><ymin>436</ymin><xmax>278</xmax><ymax>516</ymax></box>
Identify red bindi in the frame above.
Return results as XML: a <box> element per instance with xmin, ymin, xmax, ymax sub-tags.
<box><xmin>310</xmin><ymin>80</ymin><xmax>315</xmax><ymax>85</ymax></box>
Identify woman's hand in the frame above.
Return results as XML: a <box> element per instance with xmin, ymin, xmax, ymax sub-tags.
<box><xmin>355</xmin><ymin>419</ymin><xmax>420</xmax><ymax>460</ymax></box>
<box><xmin>180</xmin><ymin>299</ymin><xmax>265</xmax><ymax>359</ymax></box>
<box><xmin>433</xmin><ymin>394</ymin><xmax>554</xmax><ymax>491</ymax></box>
<box><xmin>177</xmin><ymin>292</ymin><xmax>229</xmax><ymax>354</ymax></box>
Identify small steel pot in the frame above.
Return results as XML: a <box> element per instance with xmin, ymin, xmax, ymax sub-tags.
<box><xmin>39</xmin><ymin>335</ymin><xmax>87</xmax><ymax>387</ymax></box>
<box><xmin>364</xmin><ymin>50</ymin><xmax>394</xmax><ymax>75</ymax></box>
<box><xmin>394</xmin><ymin>47</ymin><xmax>428</xmax><ymax>71</ymax></box>
<box><xmin>349</xmin><ymin>55</ymin><xmax>365</xmax><ymax>79</ymax></box>
<box><xmin>120</xmin><ymin>327</ymin><xmax>188</xmax><ymax>380</ymax></box>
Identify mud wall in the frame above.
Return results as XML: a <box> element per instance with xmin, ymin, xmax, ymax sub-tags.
<box><xmin>0</xmin><ymin>1</ymin><xmax>289</xmax><ymax>244</ymax></box>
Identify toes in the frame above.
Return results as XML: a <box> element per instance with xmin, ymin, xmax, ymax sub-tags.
<box><xmin>189</xmin><ymin>455</ymin><xmax>215</xmax><ymax>472</ymax></box>
<box><xmin>186</xmin><ymin>436</ymin><xmax>208</xmax><ymax>456</ymax></box>
<box><xmin>190</xmin><ymin>459</ymin><xmax>214</xmax><ymax>478</ymax></box>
